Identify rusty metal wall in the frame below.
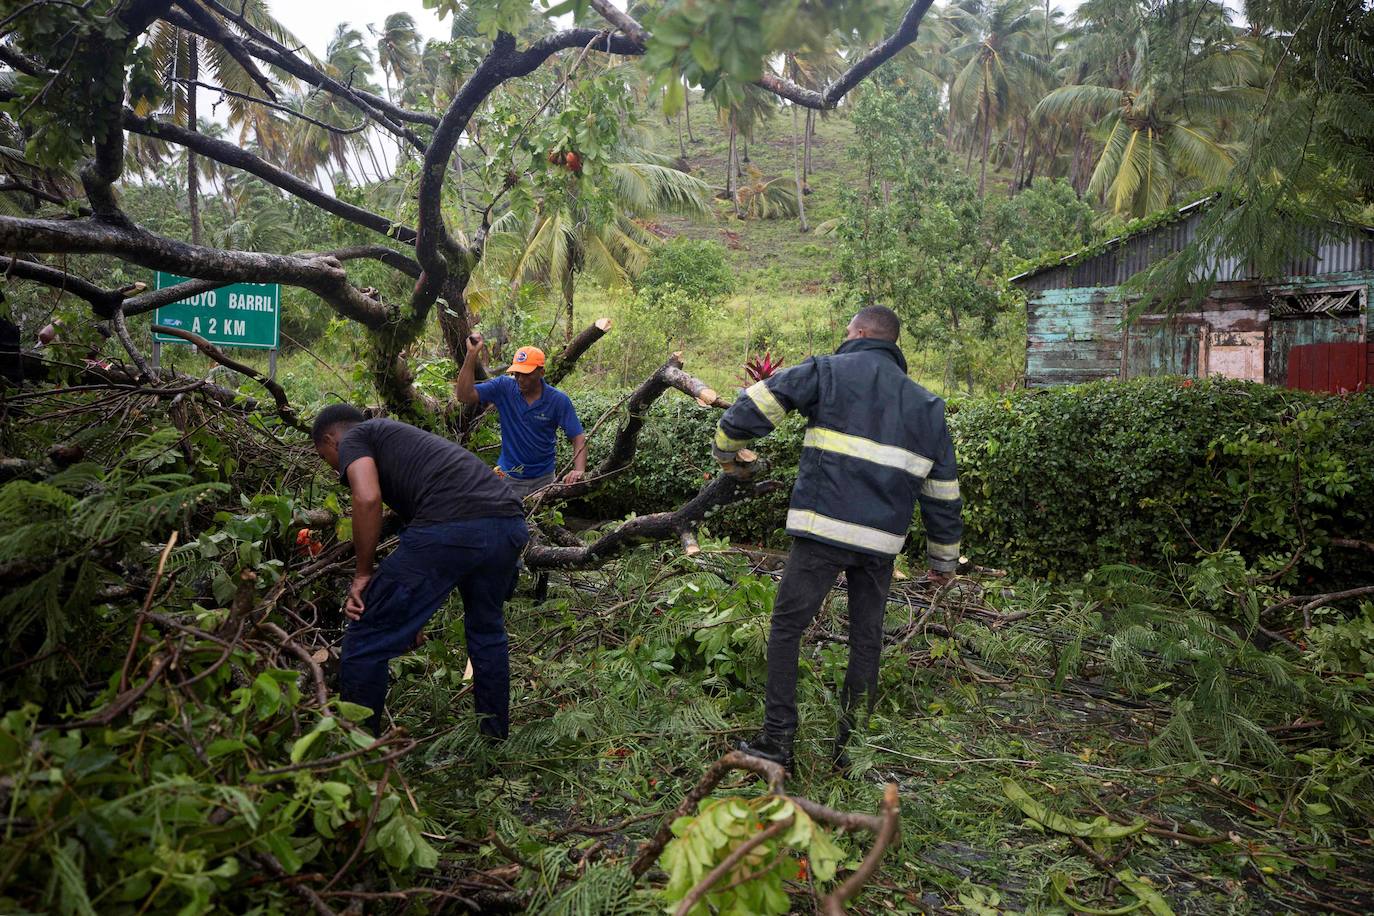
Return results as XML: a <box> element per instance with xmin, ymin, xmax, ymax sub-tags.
<box><xmin>1015</xmin><ymin>213</ymin><xmax>1374</xmax><ymax>293</ymax></box>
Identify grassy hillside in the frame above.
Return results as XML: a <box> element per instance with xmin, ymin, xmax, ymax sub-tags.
<box><xmin>568</xmin><ymin>97</ymin><xmax>907</xmax><ymax>394</ymax></box>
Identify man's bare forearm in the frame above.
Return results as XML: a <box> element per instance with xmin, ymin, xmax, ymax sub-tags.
<box><xmin>352</xmin><ymin>497</ymin><xmax>382</xmax><ymax>575</ymax></box>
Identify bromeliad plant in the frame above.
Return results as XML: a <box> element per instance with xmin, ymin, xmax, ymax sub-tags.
<box><xmin>742</xmin><ymin>351</ymin><xmax>785</xmax><ymax>383</ymax></box>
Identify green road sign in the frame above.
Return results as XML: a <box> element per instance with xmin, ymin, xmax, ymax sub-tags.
<box><xmin>152</xmin><ymin>272</ymin><xmax>280</xmax><ymax>350</ymax></box>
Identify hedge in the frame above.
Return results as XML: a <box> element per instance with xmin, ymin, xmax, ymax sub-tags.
<box><xmin>558</xmin><ymin>379</ymin><xmax>1374</xmax><ymax>579</ymax></box>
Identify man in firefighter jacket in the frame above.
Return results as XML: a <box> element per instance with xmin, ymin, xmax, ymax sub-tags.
<box><xmin>713</xmin><ymin>305</ymin><xmax>963</xmax><ymax>771</ymax></box>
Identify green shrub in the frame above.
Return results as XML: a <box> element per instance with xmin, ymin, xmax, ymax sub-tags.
<box><xmin>567</xmin><ymin>378</ymin><xmax>1374</xmax><ymax>581</ymax></box>
<box><xmin>952</xmin><ymin>378</ymin><xmax>1374</xmax><ymax>578</ymax></box>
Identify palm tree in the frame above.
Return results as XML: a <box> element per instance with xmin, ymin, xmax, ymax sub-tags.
<box><xmin>1032</xmin><ymin>9</ymin><xmax>1261</xmax><ymax>216</ymax></box>
<box><xmin>949</xmin><ymin>0</ymin><xmax>1055</xmax><ymax>196</ymax></box>
<box><xmin>286</xmin><ymin>25</ymin><xmax>386</xmax><ymax>185</ymax></box>
<box><xmin>134</xmin><ymin>4</ymin><xmax>305</xmax><ymax>230</ymax></box>
<box><xmin>374</xmin><ymin>13</ymin><xmax>421</xmax><ymax>103</ymax></box>
<box><xmin>470</xmin><ymin>153</ymin><xmax>713</xmax><ymax>338</ymax></box>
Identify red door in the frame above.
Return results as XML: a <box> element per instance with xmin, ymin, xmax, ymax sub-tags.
<box><xmin>1286</xmin><ymin>341</ymin><xmax>1368</xmax><ymax>393</ymax></box>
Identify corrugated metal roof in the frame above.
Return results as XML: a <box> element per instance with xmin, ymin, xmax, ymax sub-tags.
<box><xmin>1011</xmin><ymin>199</ymin><xmax>1374</xmax><ymax>293</ymax></box>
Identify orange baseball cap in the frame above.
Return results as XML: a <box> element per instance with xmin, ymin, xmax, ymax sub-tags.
<box><xmin>507</xmin><ymin>346</ymin><xmax>546</xmax><ymax>374</ymax></box>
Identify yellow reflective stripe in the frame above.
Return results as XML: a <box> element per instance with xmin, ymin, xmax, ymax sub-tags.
<box><xmin>920</xmin><ymin>477</ymin><xmax>961</xmax><ymax>501</ymax></box>
<box><xmin>927</xmin><ymin>540</ymin><xmax>962</xmax><ymax>561</ymax></box>
<box><xmin>803</xmin><ymin>427</ymin><xmax>934</xmax><ymax>478</ymax></box>
<box><xmin>744</xmin><ymin>380</ymin><xmax>786</xmax><ymax>428</ymax></box>
<box><xmin>714</xmin><ymin>427</ymin><xmax>750</xmax><ymax>452</ymax></box>
<box><xmin>786</xmin><ymin>509</ymin><xmax>906</xmax><ymax>555</ymax></box>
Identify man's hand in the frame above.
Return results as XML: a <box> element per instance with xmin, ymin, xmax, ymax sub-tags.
<box><xmin>717</xmin><ymin>447</ymin><xmax>759</xmax><ymax>481</ymax></box>
<box><xmin>344</xmin><ymin>572</ymin><xmax>372</xmax><ymax>621</ymax></box>
<box><xmin>466</xmin><ymin>332</ymin><xmax>487</xmax><ymax>359</ymax></box>
<box><xmin>562</xmin><ymin>468</ymin><xmax>585</xmax><ymax>484</ymax></box>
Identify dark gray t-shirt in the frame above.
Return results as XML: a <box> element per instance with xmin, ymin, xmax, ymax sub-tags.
<box><xmin>337</xmin><ymin>418</ymin><xmax>522</xmax><ymax>527</ymax></box>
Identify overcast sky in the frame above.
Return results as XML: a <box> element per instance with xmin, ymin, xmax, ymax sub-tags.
<box><xmin>268</xmin><ymin>1</ymin><xmax>1246</xmax><ymax>60</ymax></box>
<box><xmin>268</xmin><ymin>3</ymin><xmax>1087</xmax><ymax>58</ymax></box>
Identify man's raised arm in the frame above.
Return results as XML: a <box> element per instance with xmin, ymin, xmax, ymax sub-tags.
<box><xmin>453</xmin><ymin>333</ymin><xmax>485</xmax><ymax>406</ymax></box>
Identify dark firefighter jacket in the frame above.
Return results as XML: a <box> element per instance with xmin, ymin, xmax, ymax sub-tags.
<box><xmin>713</xmin><ymin>338</ymin><xmax>963</xmax><ymax>570</ymax></box>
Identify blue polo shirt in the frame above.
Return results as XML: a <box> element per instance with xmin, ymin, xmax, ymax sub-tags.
<box><xmin>475</xmin><ymin>375</ymin><xmax>584</xmax><ymax>479</ymax></box>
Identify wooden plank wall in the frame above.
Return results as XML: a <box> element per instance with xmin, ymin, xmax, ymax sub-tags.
<box><xmin>1025</xmin><ymin>287</ymin><xmax>1124</xmax><ymax>387</ymax></box>
<box><xmin>1025</xmin><ymin>273</ymin><xmax>1374</xmax><ymax>391</ymax></box>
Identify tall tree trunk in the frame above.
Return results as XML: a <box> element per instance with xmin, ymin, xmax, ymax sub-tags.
<box><xmin>683</xmin><ymin>75</ymin><xmax>695</xmax><ymax>142</ymax></box>
<box><xmin>562</xmin><ymin>260</ymin><xmax>576</xmax><ymax>342</ymax></box>
<box><xmin>186</xmin><ymin>35</ymin><xmax>202</xmax><ymax>246</ymax></box>
<box><xmin>945</xmin><ymin>79</ymin><xmax>957</xmax><ymax>150</ymax></box>
<box><xmin>803</xmin><ymin>108</ymin><xmax>814</xmax><ymax>184</ymax></box>
<box><xmin>977</xmin><ymin>98</ymin><xmax>992</xmax><ymax>197</ymax></box>
<box><xmin>726</xmin><ymin>116</ymin><xmax>739</xmax><ymax>217</ymax></box>
<box><xmin>965</xmin><ymin>112</ymin><xmax>977</xmax><ymax>172</ymax></box>
<box><xmin>1013</xmin><ymin>118</ymin><xmax>1029</xmax><ymax>189</ymax></box>
<box><xmin>791</xmin><ymin>102</ymin><xmax>808</xmax><ymax>233</ymax></box>
<box><xmin>364</xmin><ymin>133</ymin><xmax>386</xmax><ymax>183</ymax></box>
<box><xmin>677</xmin><ymin>110</ymin><xmax>687</xmax><ymax>160</ymax></box>
<box><xmin>741</xmin><ymin>139</ymin><xmax>749</xmax><ymax>167</ymax></box>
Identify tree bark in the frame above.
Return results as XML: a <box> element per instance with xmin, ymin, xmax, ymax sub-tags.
<box><xmin>683</xmin><ymin>74</ymin><xmax>695</xmax><ymax>141</ymax></box>
<box><xmin>186</xmin><ymin>34</ymin><xmax>202</xmax><ymax>247</ymax></box>
<box><xmin>546</xmin><ymin>317</ymin><xmax>612</xmax><ymax>386</ymax></box>
<box><xmin>531</xmin><ymin>353</ymin><xmax>725</xmax><ymax>505</ymax></box>
<box><xmin>977</xmin><ymin>97</ymin><xmax>992</xmax><ymax>197</ymax></box>
<box><xmin>803</xmin><ymin>108</ymin><xmax>814</xmax><ymax>185</ymax></box>
<box><xmin>726</xmin><ymin>116</ymin><xmax>740</xmax><ymax>217</ymax></box>
<box><xmin>791</xmin><ymin>101</ymin><xmax>809</xmax><ymax>233</ymax></box>
<box><xmin>526</xmin><ymin>464</ymin><xmax>779</xmax><ymax>569</ymax></box>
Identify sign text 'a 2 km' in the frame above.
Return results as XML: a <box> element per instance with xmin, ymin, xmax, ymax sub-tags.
<box><xmin>152</xmin><ymin>272</ymin><xmax>280</xmax><ymax>350</ymax></box>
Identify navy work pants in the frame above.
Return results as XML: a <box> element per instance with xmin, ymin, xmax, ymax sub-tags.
<box><xmin>340</xmin><ymin>516</ymin><xmax>528</xmax><ymax>737</ymax></box>
<box><xmin>763</xmin><ymin>536</ymin><xmax>895</xmax><ymax>738</ymax></box>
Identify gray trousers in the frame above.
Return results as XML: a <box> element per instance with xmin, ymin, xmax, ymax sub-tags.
<box><xmin>505</xmin><ymin>472</ymin><xmax>556</xmax><ymax>499</ymax></box>
<box><xmin>764</xmin><ymin>536</ymin><xmax>895</xmax><ymax>737</ymax></box>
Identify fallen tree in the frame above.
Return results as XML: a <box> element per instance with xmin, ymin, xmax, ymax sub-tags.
<box><xmin>0</xmin><ymin>0</ymin><xmax>940</xmax><ymax>427</ymax></box>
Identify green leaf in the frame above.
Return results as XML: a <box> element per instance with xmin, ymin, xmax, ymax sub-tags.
<box><xmin>1114</xmin><ymin>869</ymin><xmax>1177</xmax><ymax>916</ymax></box>
<box><xmin>1002</xmin><ymin>779</ymin><xmax>1145</xmax><ymax>839</ymax></box>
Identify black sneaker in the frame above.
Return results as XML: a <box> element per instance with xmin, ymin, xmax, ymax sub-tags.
<box><xmin>736</xmin><ymin>731</ymin><xmax>794</xmax><ymax>771</ymax></box>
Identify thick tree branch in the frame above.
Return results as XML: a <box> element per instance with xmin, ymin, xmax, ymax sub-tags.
<box><xmin>152</xmin><ymin>324</ymin><xmax>308</xmax><ymax>432</ymax></box>
<box><xmin>545</xmin><ymin>317</ymin><xmax>611</xmax><ymax>386</ymax></box>
<box><xmin>0</xmin><ymin>178</ymin><xmax>71</xmax><ymax>208</ymax></box>
<box><xmin>122</xmin><ymin>109</ymin><xmax>416</xmax><ymax>244</ymax></box>
<box><xmin>172</xmin><ymin>0</ymin><xmax>279</xmax><ymax>100</ymax></box>
<box><xmin>412</xmin><ymin>29</ymin><xmax>639</xmax><ymax>313</ymax></box>
<box><xmin>763</xmin><ymin>1</ymin><xmax>936</xmax><ymax>108</ymax></box>
<box><xmin>588</xmin><ymin>0</ymin><xmax>649</xmax><ymax>45</ymax></box>
<box><xmin>525</xmin><ymin>458</ymin><xmax>778</xmax><ymax>569</ymax></box>
<box><xmin>589</xmin><ymin>0</ymin><xmax>934</xmax><ymax>111</ymax></box>
<box><xmin>533</xmin><ymin>352</ymin><xmax>718</xmax><ymax>503</ymax></box>
<box><xmin>0</xmin><ymin>215</ymin><xmax>393</xmax><ymax>326</ymax></box>
<box><xmin>1</xmin><ymin>256</ymin><xmax>124</xmax><ymax>313</ymax></box>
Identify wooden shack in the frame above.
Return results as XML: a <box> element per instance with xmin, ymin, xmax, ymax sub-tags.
<box><xmin>1011</xmin><ymin>199</ymin><xmax>1374</xmax><ymax>392</ymax></box>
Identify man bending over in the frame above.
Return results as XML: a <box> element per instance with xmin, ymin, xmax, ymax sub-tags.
<box><xmin>454</xmin><ymin>335</ymin><xmax>587</xmax><ymax>499</ymax></box>
<box><xmin>312</xmin><ymin>404</ymin><xmax>528</xmax><ymax>737</ymax></box>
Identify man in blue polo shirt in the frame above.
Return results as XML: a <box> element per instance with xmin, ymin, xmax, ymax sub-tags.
<box><xmin>454</xmin><ymin>333</ymin><xmax>587</xmax><ymax>498</ymax></box>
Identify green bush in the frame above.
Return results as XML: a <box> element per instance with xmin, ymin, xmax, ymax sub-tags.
<box><xmin>567</xmin><ymin>378</ymin><xmax>1374</xmax><ymax>581</ymax></box>
<box><xmin>952</xmin><ymin>378</ymin><xmax>1374</xmax><ymax>578</ymax></box>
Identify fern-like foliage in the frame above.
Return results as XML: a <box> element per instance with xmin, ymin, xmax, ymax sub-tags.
<box><xmin>0</xmin><ymin>440</ymin><xmax>226</xmax><ymax>706</ymax></box>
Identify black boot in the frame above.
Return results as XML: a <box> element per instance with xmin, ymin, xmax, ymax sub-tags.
<box><xmin>736</xmin><ymin>730</ymin><xmax>794</xmax><ymax>771</ymax></box>
<box><xmin>832</xmin><ymin>717</ymin><xmax>854</xmax><ymax>775</ymax></box>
